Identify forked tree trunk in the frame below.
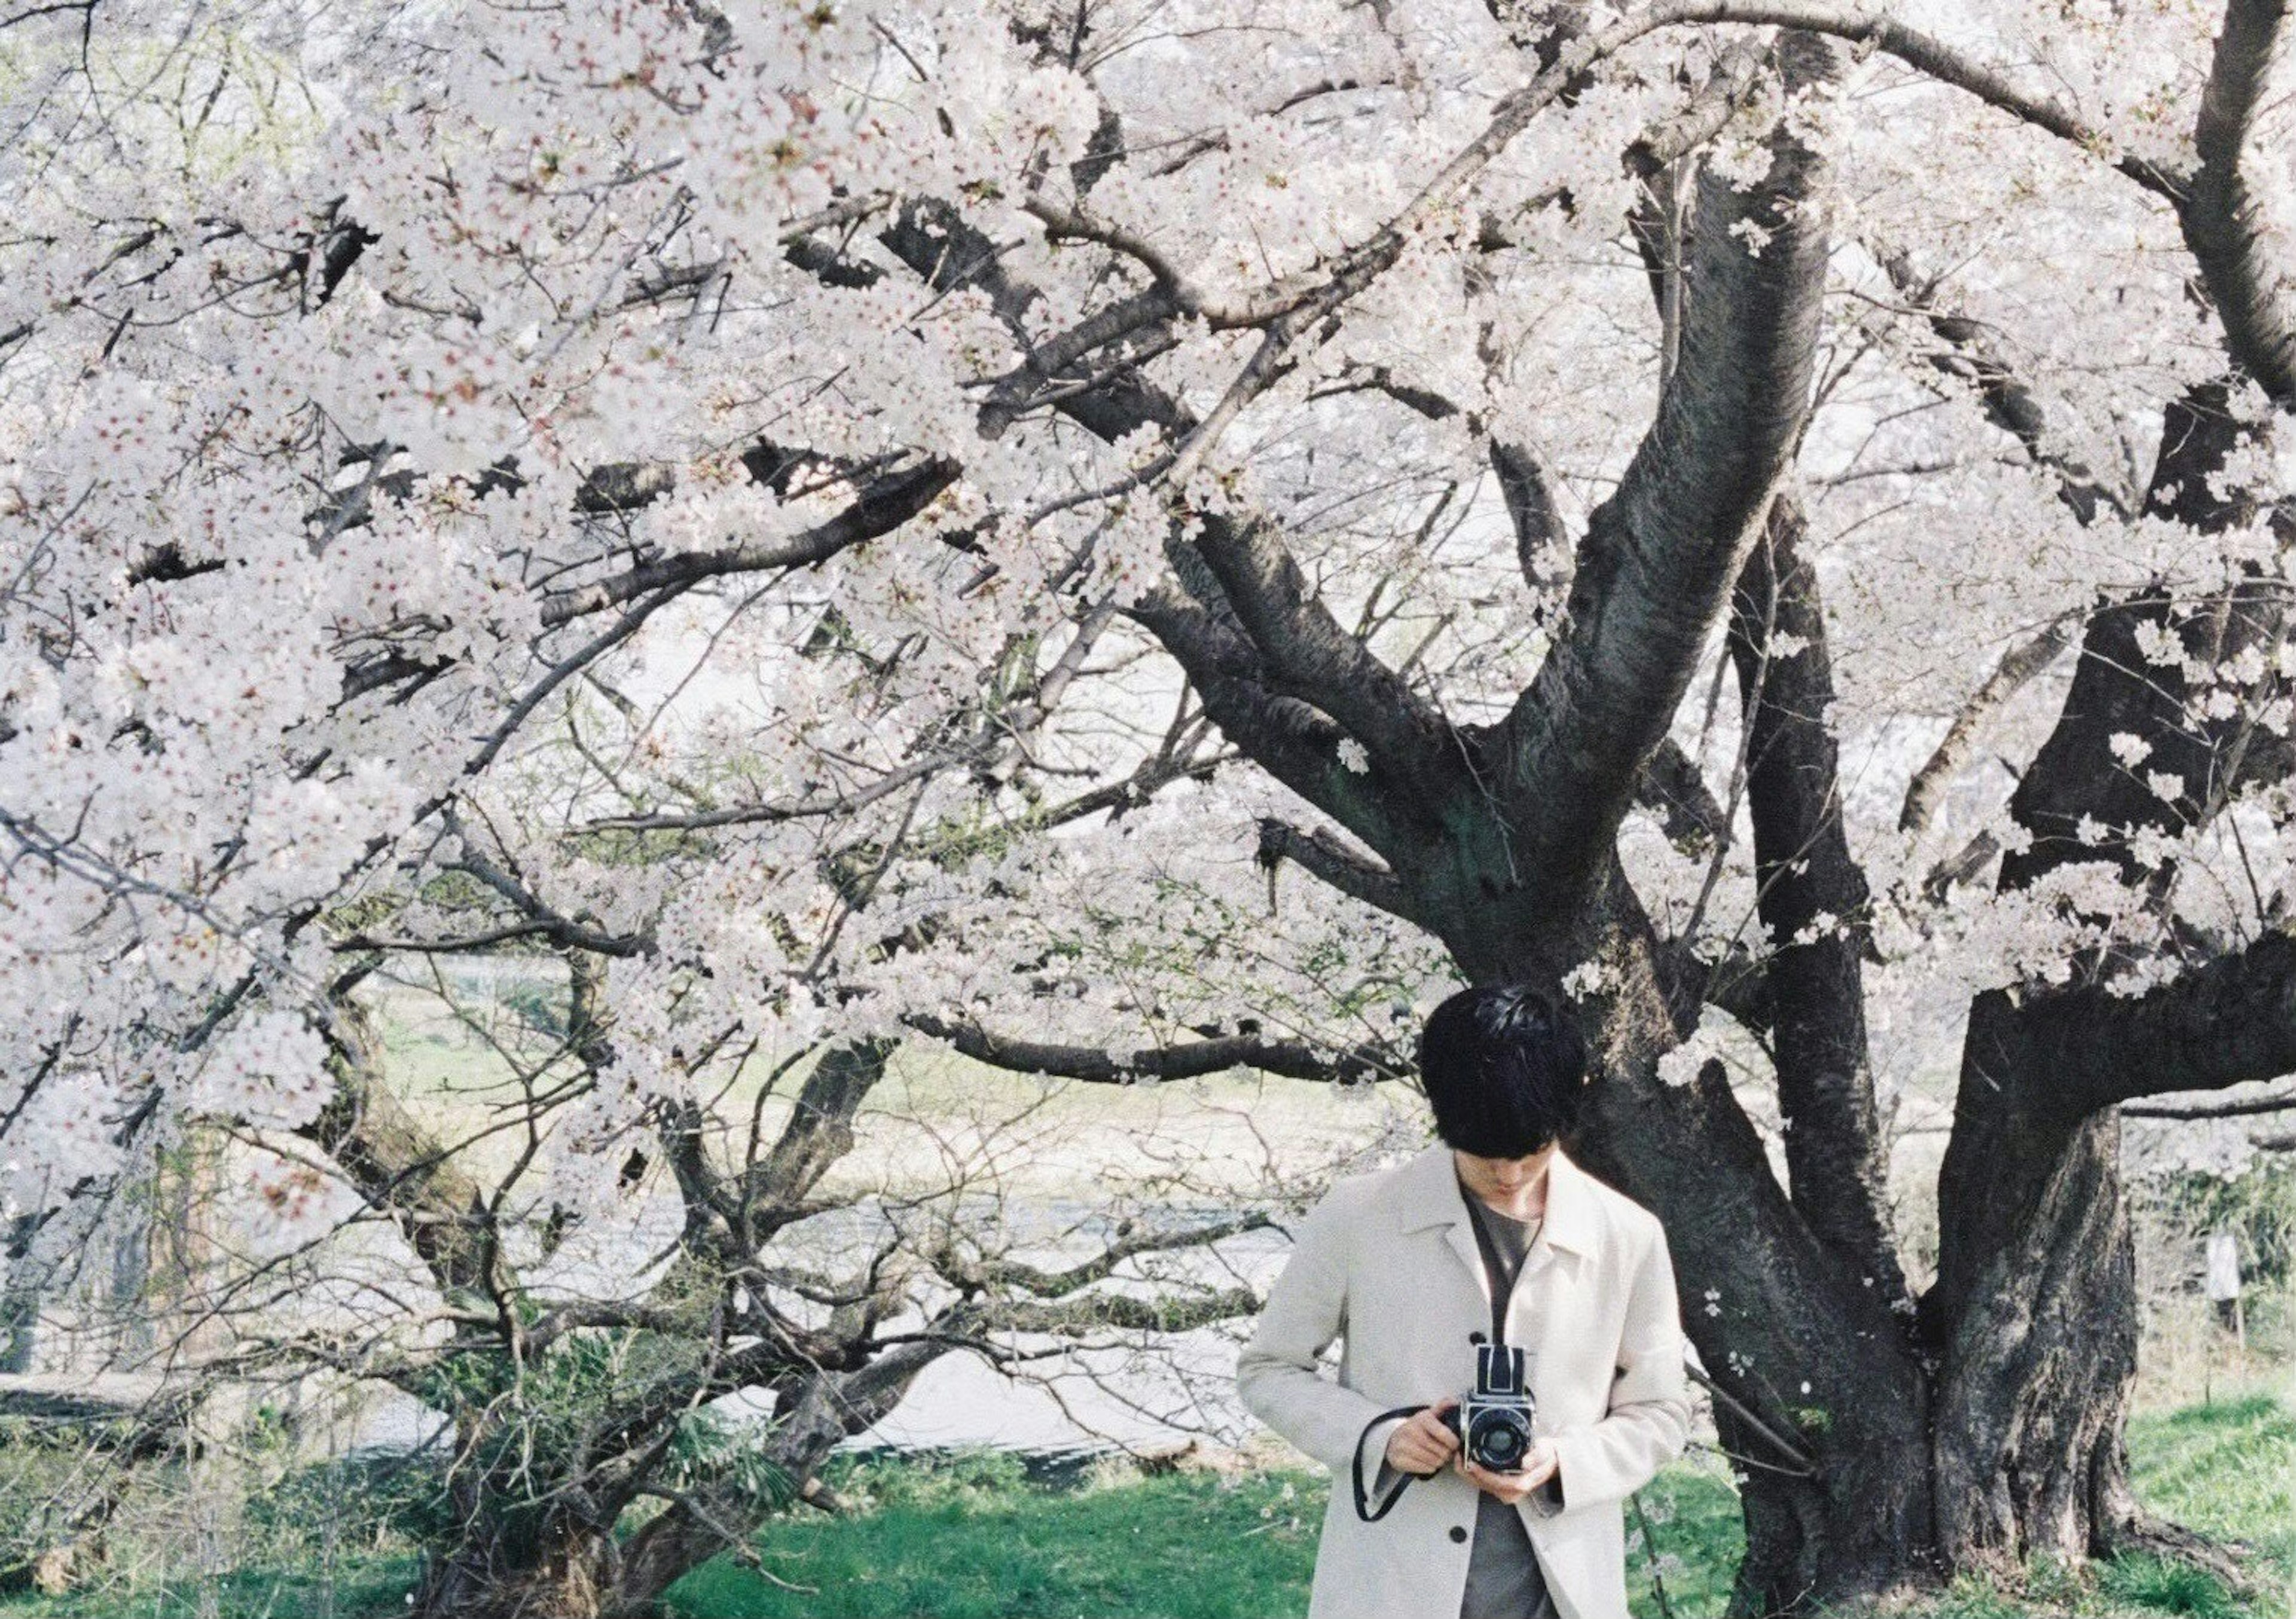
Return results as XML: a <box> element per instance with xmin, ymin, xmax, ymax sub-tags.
<box><xmin>1568</xmin><ymin>987</ymin><xmax>2146</xmax><ymax>1612</ymax></box>
<box><xmin>1562</xmin><ymin>951</ymin><xmax>1937</xmax><ymax>1616</ymax></box>
<box><xmin>1915</xmin><ymin>380</ymin><xmax>2288</xmax><ymax>1576</ymax></box>
<box><xmin>1932</xmin><ymin>1013</ymin><xmax>2143</xmax><ymax>1570</ymax></box>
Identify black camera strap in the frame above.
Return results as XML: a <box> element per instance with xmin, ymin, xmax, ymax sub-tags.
<box><xmin>1351</xmin><ymin>1402</ymin><xmax>1433</xmax><ymax>1523</ymax></box>
<box><xmin>1463</xmin><ymin>1188</ymin><xmax>1518</xmax><ymax>1349</ymax></box>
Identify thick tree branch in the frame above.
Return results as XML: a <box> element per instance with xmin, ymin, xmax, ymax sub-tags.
<box><xmin>902</xmin><ymin>1012</ymin><xmax>1402</xmax><ymax>1086</ymax></box>
<box><xmin>1726</xmin><ymin>497</ymin><xmax>1912</xmax><ymax>1312</ymax></box>
<box><xmin>1636</xmin><ymin>737</ymin><xmax>1730</xmax><ymax>857</ymax></box>
<box><xmin>741</xmin><ymin>1040</ymin><xmax>896</xmax><ymax>1224</ymax></box>
<box><xmin>2123</xmin><ymin>1087</ymin><xmax>2296</xmax><ymax>1120</ymax></box>
<box><xmin>1491</xmin><ymin>439</ymin><xmax>1570</xmax><ymax>586</ymax></box>
<box><xmin>1254</xmin><ymin>817</ymin><xmax>1425</xmax><ymax>924</ymax></box>
<box><xmin>1625</xmin><ymin>40</ymin><xmax>1770</xmax><ymax>392</ymax></box>
<box><xmin>1878</xmin><ymin>251</ymin><xmax>2135</xmax><ymax>524</ymax></box>
<box><xmin>1999</xmin><ymin>385</ymin><xmax>2287</xmax><ymax>894</ymax></box>
<box><xmin>1899</xmin><ymin>618</ymin><xmax>2077</xmax><ymax>838</ymax></box>
<box><xmin>1491</xmin><ymin>31</ymin><xmax>1835</xmax><ymax>904</ymax></box>
<box><xmin>538</xmin><ymin>457</ymin><xmax>959</xmax><ymax>628</ymax></box>
<box><xmin>2023</xmin><ymin>931</ymin><xmax>2296</xmax><ymax>1113</ymax></box>
<box><xmin>2181</xmin><ymin>0</ymin><xmax>2296</xmax><ymax>407</ymax></box>
<box><xmin>613</xmin><ymin>1343</ymin><xmax>941</xmax><ymax>1606</ymax></box>
<box><xmin>873</xmin><ymin>202</ymin><xmax>1454</xmax><ymax>856</ymax></box>
<box><xmin>1629</xmin><ymin>3</ymin><xmax>2184</xmax><ymax>199</ymax></box>
<box><xmin>1628</xmin><ymin>39</ymin><xmax>1769</xmax><ymax>180</ymax></box>
<box><xmin>1186</xmin><ymin>512</ymin><xmax>1463</xmax><ymax>805</ymax></box>
<box><xmin>302</xmin><ymin>1004</ymin><xmax>494</xmax><ymax>1303</ymax></box>
<box><xmin>1125</xmin><ymin>582</ymin><xmax>1415</xmax><ymax>858</ymax></box>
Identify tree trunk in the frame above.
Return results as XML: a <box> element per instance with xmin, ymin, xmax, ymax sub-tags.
<box><xmin>607</xmin><ymin>1350</ymin><xmax>949</xmax><ymax>1614</ymax></box>
<box><xmin>1928</xmin><ymin>995</ymin><xmax>2149</xmax><ymax>1572</ymax></box>
<box><xmin>1916</xmin><ymin>381</ymin><xmax>2288</xmax><ymax>1574</ymax></box>
<box><xmin>1528</xmin><ymin>902</ymin><xmax>1938</xmax><ymax>1614</ymax></box>
<box><xmin>410</xmin><ymin>1511</ymin><xmax>622</xmax><ymax>1619</ymax></box>
<box><xmin>1703</xmin><ymin>504</ymin><xmax>1937</xmax><ymax>1610</ymax></box>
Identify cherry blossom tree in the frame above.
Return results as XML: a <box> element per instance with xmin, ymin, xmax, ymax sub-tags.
<box><xmin>5</xmin><ymin>0</ymin><xmax>2296</xmax><ymax>1612</ymax></box>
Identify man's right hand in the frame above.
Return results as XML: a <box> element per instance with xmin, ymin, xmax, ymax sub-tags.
<box><xmin>1384</xmin><ymin>1398</ymin><xmax>1461</xmax><ymax>1477</ymax></box>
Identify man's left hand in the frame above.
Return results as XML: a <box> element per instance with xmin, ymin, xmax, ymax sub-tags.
<box><xmin>1456</xmin><ymin>1438</ymin><xmax>1558</xmax><ymax>1502</ymax></box>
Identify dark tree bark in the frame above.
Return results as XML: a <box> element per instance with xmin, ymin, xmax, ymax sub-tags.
<box><xmin>410</xmin><ymin>1514</ymin><xmax>625</xmax><ymax>1619</ymax></box>
<box><xmin>1702</xmin><ymin>502</ymin><xmax>1936</xmax><ymax>1604</ymax></box>
<box><xmin>610</xmin><ymin>1348</ymin><xmax>942</xmax><ymax>1612</ymax></box>
<box><xmin>1561</xmin><ymin>889</ymin><xmax>1937</xmax><ymax>1613</ymax></box>
<box><xmin>1729</xmin><ymin>502</ymin><xmax>1907</xmax><ymax>1306</ymax></box>
<box><xmin>1931</xmin><ymin>997</ymin><xmax>2144</xmax><ymax>1571</ymax></box>
<box><xmin>1927</xmin><ymin>380</ymin><xmax>2291</xmax><ymax>1572</ymax></box>
<box><xmin>1891</xmin><ymin>1</ymin><xmax>2296</xmax><ymax>1543</ymax></box>
<box><xmin>1477</xmin><ymin>33</ymin><xmax>1838</xmax><ymax>927</ymax></box>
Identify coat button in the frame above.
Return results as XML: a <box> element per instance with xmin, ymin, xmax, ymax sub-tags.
<box><xmin>1449</xmin><ymin>1526</ymin><xmax>1468</xmax><ymax>1544</ymax></box>
<box><xmin>1468</xmin><ymin>1330</ymin><xmax>1487</xmax><ymax>1345</ymax></box>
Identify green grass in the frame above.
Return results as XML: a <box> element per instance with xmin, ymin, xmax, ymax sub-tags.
<box><xmin>0</xmin><ymin>1558</ymin><xmax>416</xmax><ymax>1618</ymax></box>
<box><xmin>2121</xmin><ymin>1391</ymin><xmax>2296</xmax><ymax>1609</ymax></box>
<box><xmin>0</xmin><ymin>1391</ymin><xmax>2286</xmax><ymax>1619</ymax></box>
<box><xmin>663</xmin><ymin>1392</ymin><xmax>2293</xmax><ymax>1619</ymax></box>
<box><xmin>651</xmin><ymin>1449</ymin><xmax>1748</xmax><ymax>1619</ymax></box>
<box><xmin>661</xmin><ymin>1463</ymin><xmax>1320</xmax><ymax>1619</ymax></box>
<box><xmin>2129</xmin><ymin>1394</ymin><xmax>2294</xmax><ymax>1557</ymax></box>
<box><xmin>1624</xmin><ymin>1453</ymin><xmax>1746</xmax><ymax>1618</ymax></box>
<box><xmin>2095</xmin><ymin>1556</ymin><xmax>2245</xmax><ymax>1619</ymax></box>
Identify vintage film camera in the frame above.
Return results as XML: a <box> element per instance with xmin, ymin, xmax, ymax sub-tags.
<box><xmin>1440</xmin><ymin>1343</ymin><xmax>1537</xmax><ymax>1471</ymax></box>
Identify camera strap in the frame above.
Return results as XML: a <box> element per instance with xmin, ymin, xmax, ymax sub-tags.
<box><xmin>1463</xmin><ymin>1188</ymin><xmax>1517</xmax><ymax>1349</ymax></box>
<box><xmin>1351</xmin><ymin>1403</ymin><xmax>1433</xmax><ymax>1523</ymax></box>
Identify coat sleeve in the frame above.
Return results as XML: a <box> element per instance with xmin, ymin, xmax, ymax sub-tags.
<box><xmin>1538</xmin><ymin>1217</ymin><xmax>1692</xmax><ymax>1513</ymax></box>
<box><xmin>1234</xmin><ymin>1189</ymin><xmax>1400</xmax><ymax>1477</ymax></box>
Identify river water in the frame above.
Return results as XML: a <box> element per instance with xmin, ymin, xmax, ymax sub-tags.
<box><xmin>771</xmin><ymin>1201</ymin><xmax>1296</xmax><ymax>1462</ymax></box>
<box><xmin>321</xmin><ymin>1200</ymin><xmax>1299</xmax><ymax>1466</ymax></box>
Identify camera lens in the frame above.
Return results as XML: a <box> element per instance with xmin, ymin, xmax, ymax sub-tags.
<box><xmin>1468</xmin><ymin>1410</ymin><xmax>1528</xmax><ymax>1469</ymax></box>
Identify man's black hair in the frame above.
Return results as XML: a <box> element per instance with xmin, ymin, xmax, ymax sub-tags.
<box><xmin>1416</xmin><ymin>983</ymin><xmax>1587</xmax><ymax>1157</ymax></box>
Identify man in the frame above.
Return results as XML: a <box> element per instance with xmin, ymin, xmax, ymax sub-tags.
<box><xmin>1236</xmin><ymin>985</ymin><xmax>1692</xmax><ymax>1619</ymax></box>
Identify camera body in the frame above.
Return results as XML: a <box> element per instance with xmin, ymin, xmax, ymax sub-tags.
<box><xmin>1440</xmin><ymin>1343</ymin><xmax>1538</xmax><ymax>1473</ymax></box>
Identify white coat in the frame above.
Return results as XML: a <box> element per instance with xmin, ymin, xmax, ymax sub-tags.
<box><xmin>1235</xmin><ymin>1141</ymin><xmax>1693</xmax><ymax>1619</ymax></box>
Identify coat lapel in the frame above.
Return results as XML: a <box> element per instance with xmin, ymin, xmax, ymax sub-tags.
<box><xmin>1389</xmin><ymin>1142</ymin><xmax>1490</xmax><ymax>1313</ymax></box>
<box><xmin>1523</xmin><ymin>1151</ymin><xmax>1596</xmax><ymax>1403</ymax></box>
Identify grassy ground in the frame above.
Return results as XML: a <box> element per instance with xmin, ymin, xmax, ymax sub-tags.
<box><xmin>655</xmin><ymin>1389</ymin><xmax>2292</xmax><ymax>1619</ymax></box>
<box><xmin>644</xmin><ymin>1453</ymin><xmax>1714</xmax><ymax>1619</ymax></box>
<box><xmin>1</xmin><ymin>1388</ymin><xmax>2285</xmax><ymax>1618</ymax></box>
<box><xmin>663</xmin><ymin>1457</ymin><xmax>1320</xmax><ymax>1619</ymax></box>
<box><xmin>0</xmin><ymin>1560</ymin><xmax>419</xmax><ymax>1618</ymax></box>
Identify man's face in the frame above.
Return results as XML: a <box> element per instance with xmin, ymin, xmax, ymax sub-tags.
<box><xmin>1453</xmin><ymin>1141</ymin><xmax>1558</xmax><ymax>1200</ymax></box>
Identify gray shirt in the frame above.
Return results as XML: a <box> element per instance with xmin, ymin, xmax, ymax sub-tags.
<box><xmin>1457</xmin><ymin>1193</ymin><xmax>1556</xmax><ymax>1619</ymax></box>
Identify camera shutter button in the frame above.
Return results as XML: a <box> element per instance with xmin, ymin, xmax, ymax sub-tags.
<box><xmin>1449</xmin><ymin>1526</ymin><xmax>1468</xmax><ymax>1544</ymax></box>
